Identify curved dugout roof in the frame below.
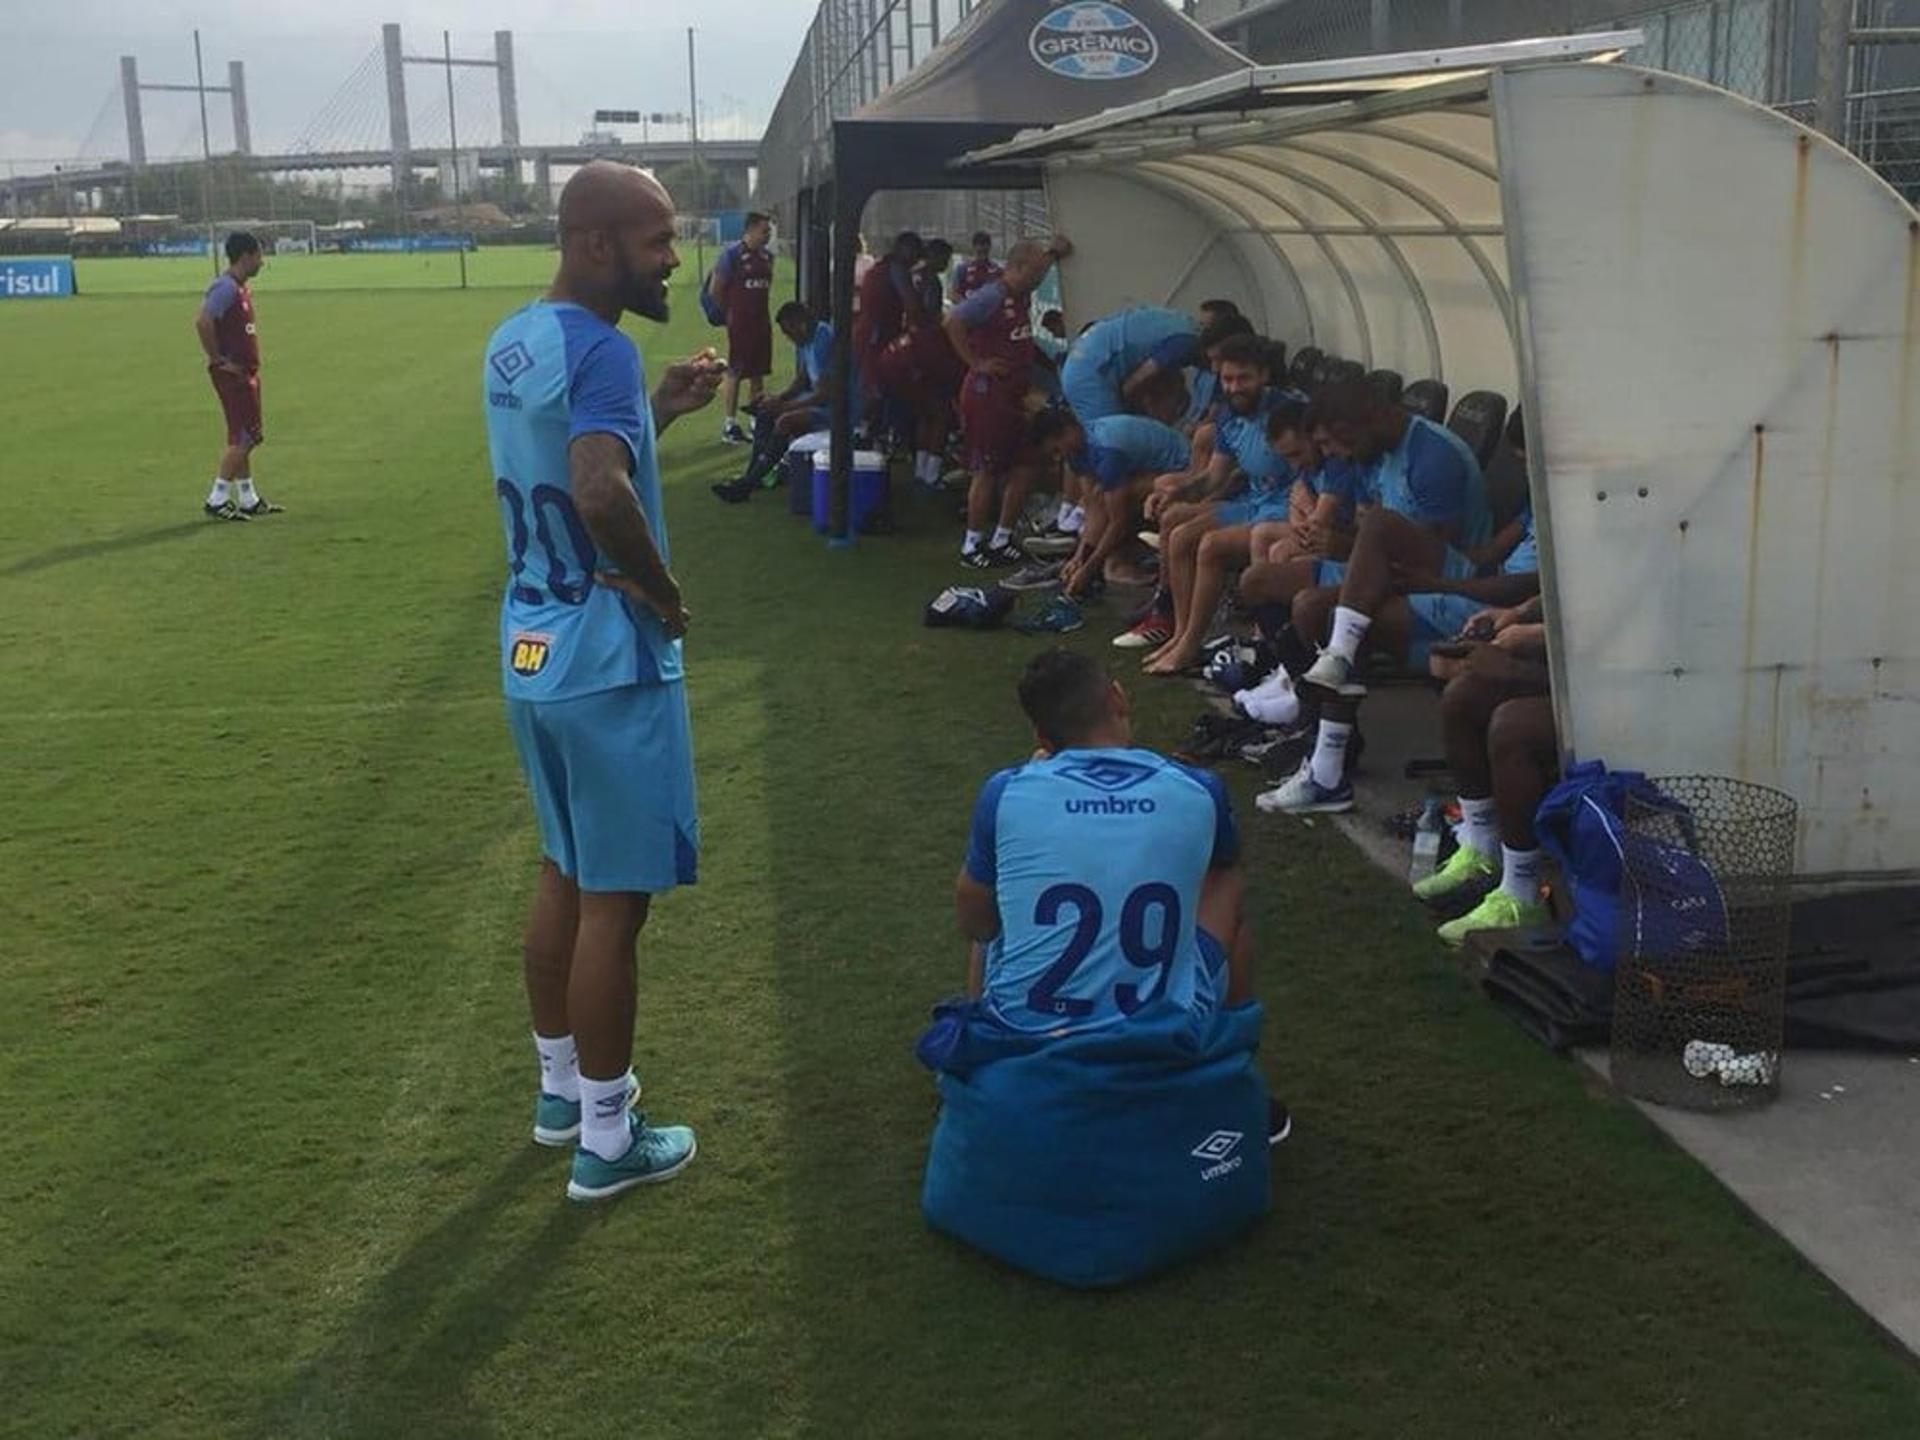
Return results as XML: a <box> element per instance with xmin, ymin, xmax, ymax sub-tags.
<box><xmin>963</xmin><ymin>48</ymin><xmax>1920</xmax><ymax>880</ymax></box>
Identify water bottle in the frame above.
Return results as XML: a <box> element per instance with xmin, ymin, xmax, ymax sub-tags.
<box><xmin>1408</xmin><ymin>796</ymin><xmax>1444</xmax><ymax>884</ymax></box>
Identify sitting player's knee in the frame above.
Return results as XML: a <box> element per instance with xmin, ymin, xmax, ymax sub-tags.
<box><xmin>1439</xmin><ymin>672</ymin><xmax>1501</xmax><ymax>732</ymax></box>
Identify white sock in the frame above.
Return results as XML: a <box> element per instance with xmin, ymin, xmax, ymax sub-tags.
<box><xmin>235</xmin><ymin>476</ymin><xmax>258</xmax><ymax>504</ymax></box>
<box><xmin>579</xmin><ymin>1071</ymin><xmax>636</xmax><ymax>1160</ymax></box>
<box><xmin>1459</xmin><ymin>796</ymin><xmax>1500</xmax><ymax>858</ymax></box>
<box><xmin>1059</xmin><ymin>506</ymin><xmax>1085</xmax><ymax>534</ymax></box>
<box><xmin>1327</xmin><ymin>604</ymin><xmax>1372</xmax><ymax>663</ymax></box>
<box><xmin>962</xmin><ymin>528</ymin><xmax>983</xmax><ymax>554</ymax></box>
<box><xmin>1056</xmin><ymin>499</ymin><xmax>1074</xmax><ymax>526</ymax></box>
<box><xmin>206</xmin><ymin>478</ymin><xmax>230</xmax><ymax>506</ymax></box>
<box><xmin>534</xmin><ymin>1031</ymin><xmax>579</xmax><ymax>1101</ymax></box>
<box><xmin>989</xmin><ymin>525</ymin><xmax>1012</xmax><ymax>550</ymax></box>
<box><xmin>1309</xmin><ymin>718</ymin><xmax>1352</xmax><ymax>789</ymax></box>
<box><xmin>919</xmin><ymin>451</ymin><xmax>940</xmax><ymax>483</ymax></box>
<box><xmin>1501</xmin><ymin>845</ymin><xmax>1544</xmax><ymax>903</ymax></box>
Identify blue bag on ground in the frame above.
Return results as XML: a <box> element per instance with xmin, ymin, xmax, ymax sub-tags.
<box><xmin>919</xmin><ymin>999</ymin><xmax>1270</xmax><ymax>1288</ymax></box>
<box><xmin>1536</xmin><ymin>761</ymin><xmax>1725</xmax><ymax>972</ymax></box>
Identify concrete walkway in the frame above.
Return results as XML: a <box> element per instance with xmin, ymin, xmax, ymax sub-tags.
<box><xmin>1257</xmin><ymin>678</ymin><xmax>1920</xmax><ymax>1356</ymax></box>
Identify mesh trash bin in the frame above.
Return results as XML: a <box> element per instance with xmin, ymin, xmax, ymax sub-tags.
<box><xmin>1609</xmin><ymin>776</ymin><xmax>1797</xmax><ymax>1111</ymax></box>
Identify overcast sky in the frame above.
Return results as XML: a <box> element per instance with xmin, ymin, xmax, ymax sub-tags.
<box><xmin>1</xmin><ymin>0</ymin><xmax>827</xmax><ymax>169</ymax></box>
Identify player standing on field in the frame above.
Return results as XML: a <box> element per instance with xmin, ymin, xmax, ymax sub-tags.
<box><xmin>709</xmin><ymin>210</ymin><xmax>774</xmax><ymax>444</ymax></box>
<box><xmin>482</xmin><ymin>161</ymin><xmax>724</xmax><ymax>1203</ymax></box>
<box><xmin>195</xmin><ymin>232</ymin><xmax>280</xmax><ymax>521</ymax></box>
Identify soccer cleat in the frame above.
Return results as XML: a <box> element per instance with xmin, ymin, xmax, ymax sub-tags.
<box><xmin>1413</xmin><ymin>842</ymin><xmax>1499</xmax><ymax>903</ymax></box>
<box><xmin>566</xmin><ymin>1112</ymin><xmax>698</xmax><ymax>1201</ymax></box>
<box><xmin>204</xmin><ymin>499</ymin><xmax>249</xmax><ymax>522</ymax></box>
<box><xmin>1014</xmin><ymin>595</ymin><xmax>1084</xmax><ymax>635</ymax></box>
<box><xmin>960</xmin><ymin>545</ymin><xmax>1020</xmax><ymax>570</ymax></box>
<box><xmin>237</xmin><ymin>497</ymin><xmax>283</xmax><ymax>516</ymax></box>
<box><xmin>1436</xmin><ymin>889</ymin><xmax>1553</xmax><ymax>948</ymax></box>
<box><xmin>1255</xmin><ymin>762</ymin><xmax>1355</xmax><ymax>816</ymax></box>
<box><xmin>720</xmin><ymin>420</ymin><xmax>748</xmax><ymax>445</ymax></box>
<box><xmin>711</xmin><ymin>478</ymin><xmax>755</xmax><ymax>504</ymax></box>
<box><xmin>1112</xmin><ymin>615</ymin><xmax>1173</xmax><ymax>649</ymax></box>
<box><xmin>1001</xmin><ymin>560</ymin><xmax>1064</xmax><ymax>593</ymax></box>
<box><xmin>1300</xmin><ymin>650</ymin><xmax>1368</xmax><ymax>698</ymax></box>
<box><xmin>1268</xmin><ymin>1099</ymin><xmax>1293</xmax><ymax>1148</ymax></box>
<box><xmin>533</xmin><ymin>1075</ymin><xmax>639</xmax><ymax>1147</ymax></box>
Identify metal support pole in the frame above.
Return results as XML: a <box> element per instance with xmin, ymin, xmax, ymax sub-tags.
<box><xmin>688</xmin><ymin>27</ymin><xmax>705</xmax><ymax>281</ymax></box>
<box><xmin>193</xmin><ymin>29</ymin><xmax>217</xmax><ymax>275</ymax></box>
<box><xmin>1371</xmin><ymin>0</ymin><xmax>1392</xmax><ymax>52</ymax></box>
<box><xmin>120</xmin><ymin>56</ymin><xmax>147</xmax><ymax>168</ymax></box>
<box><xmin>495</xmin><ymin>30</ymin><xmax>520</xmax><ymax>184</ymax></box>
<box><xmin>383</xmin><ymin>23</ymin><xmax>412</xmax><ymax>205</ymax></box>
<box><xmin>1814</xmin><ymin>0</ymin><xmax>1852</xmax><ymax>141</ymax></box>
<box><xmin>444</xmin><ymin>30</ymin><xmax>468</xmax><ymax>290</ymax></box>
<box><xmin>228</xmin><ymin>61</ymin><xmax>252</xmax><ymax>156</ymax></box>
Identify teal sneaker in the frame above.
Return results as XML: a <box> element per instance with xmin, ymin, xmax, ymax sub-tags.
<box><xmin>566</xmin><ymin>1113</ymin><xmax>698</xmax><ymax>1202</ymax></box>
<box><xmin>532</xmin><ymin>1073</ymin><xmax>639</xmax><ymax>1148</ymax></box>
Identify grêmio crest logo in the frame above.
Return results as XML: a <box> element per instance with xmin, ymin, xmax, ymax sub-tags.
<box><xmin>1030</xmin><ymin>2</ymin><xmax>1159</xmax><ymax>82</ymax></box>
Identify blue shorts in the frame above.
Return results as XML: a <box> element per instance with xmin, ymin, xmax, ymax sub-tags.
<box><xmin>1315</xmin><ymin>542</ymin><xmax>1475</xmax><ymax>592</ymax></box>
<box><xmin>1214</xmin><ymin>497</ymin><xmax>1289</xmax><ymax>529</ymax></box>
<box><xmin>507</xmin><ymin>682</ymin><xmax>699</xmax><ymax>894</ymax></box>
<box><xmin>1405</xmin><ymin>591</ymin><xmax>1484</xmax><ymax>669</ymax></box>
<box><xmin>1059</xmin><ymin>353</ymin><xmax>1121</xmax><ymax>426</ymax></box>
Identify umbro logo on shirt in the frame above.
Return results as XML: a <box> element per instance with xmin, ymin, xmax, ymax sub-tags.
<box><xmin>1058</xmin><ymin>757</ymin><xmax>1157</xmax><ymax>794</ymax></box>
<box><xmin>490</xmin><ymin>340</ymin><xmax>536</xmax><ymax>386</ymax></box>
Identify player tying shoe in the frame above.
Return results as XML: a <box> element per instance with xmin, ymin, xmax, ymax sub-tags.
<box><xmin>1058</xmin><ymin>301</ymin><xmax>1239</xmax><ymax>426</ymax></box>
<box><xmin>484</xmin><ymin>161</ymin><xmax>723</xmax><ymax>1202</ymax></box>
<box><xmin>711</xmin><ymin>300</ymin><xmax>845</xmax><ymax>503</ymax></box>
<box><xmin>195</xmin><ymin>231</ymin><xmax>281</xmax><ymax>521</ymax></box>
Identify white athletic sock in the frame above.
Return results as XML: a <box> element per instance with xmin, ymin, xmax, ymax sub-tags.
<box><xmin>1309</xmin><ymin>718</ymin><xmax>1353</xmax><ymax>790</ymax></box>
<box><xmin>1459</xmin><ymin>796</ymin><xmax>1500</xmax><ymax>858</ymax></box>
<box><xmin>534</xmin><ymin>1031</ymin><xmax>579</xmax><ymax>1101</ymax></box>
<box><xmin>989</xmin><ymin>525</ymin><xmax>1012</xmax><ymax>550</ymax></box>
<box><xmin>917</xmin><ymin>451</ymin><xmax>939</xmax><ymax>484</ymax></box>
<box><xmin>1056</xmin><ymin>498</ymin><xmax>1074</xmax><ymax>526</ymax></box>
<box><xmin>235</xmin><ymin>476</ymin><xmax>258</xmax><ymax>504</ymax></box>
<box><xmin>579</xmin><ymin>1071</ymin><xmax>636</xmax><ymax>1160</ymax></box>
<box><xmin>1059</xmin><ymin>506</ymin><xmax>1085</xmax><ymax>534</ymax></box>
<box><xmin>206</xmin><ymin>478</ymin><xmax>231</xmax><ymax>506</ymax></box>
<box><xmin>1327</xmin><ymin>604</ymin><xmax>1373</xmax><ymax>663</ymax></box>
<box><xmin>1500</xmin><ymin>845</ymin><xmax>1544</xmax><ymax>904</ymax></box>
<box><xmin>962</xmin><ymin>528</ymin><xmax>984</xmax><ymax>554</ymax></box>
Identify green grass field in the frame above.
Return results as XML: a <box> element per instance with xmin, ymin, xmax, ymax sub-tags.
<box><xmin>1</xmin><ymin>266</ymin><xmax>1915</xmax><ymax>1439</ymax></box>
<box><xmin>72</xmin><ymin>249</ymin><xmax>559</xmax><ymax>296</ymax></box>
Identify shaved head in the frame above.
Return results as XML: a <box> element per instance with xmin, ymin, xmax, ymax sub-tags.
<box><xmin>1001</xmin><ymin>238</ymin><xmax>1052</xmax><ymax>295</ymax></box>
<box><xmin>558</xmin><ymin>160</ymin><xmax>671</xmax><ymax>237</ymax></box>
<box><xmin>554</xmin><ymin>161</ymin><xmax>680</xmax><ymax>323</ymax></box>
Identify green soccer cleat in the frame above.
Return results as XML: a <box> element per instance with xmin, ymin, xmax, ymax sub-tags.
<box><xmin>1412</xmin><ymin>842</ymin><xmax>1498</xmax><ymax>902</ymax></box>
<box><xmin>1436</xmin><ymin>889</ymin><xmax>1552</xmax><ymax>948</ymax></box>
<box><xmin>532</xmin><ymin>1074</ymin><xmax>638</xmax><ymax>1148</ymax></box>
<box><xmin>566</xmin><ymin>1113</ymin><xmax>697</xmax><ymax>1202</ymax></box>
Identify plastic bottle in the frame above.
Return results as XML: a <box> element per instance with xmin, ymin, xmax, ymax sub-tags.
<box><xmin>1409</xmin><ymin>796</ymin><xmax>1444</xmax><ymax>884</ymax></box>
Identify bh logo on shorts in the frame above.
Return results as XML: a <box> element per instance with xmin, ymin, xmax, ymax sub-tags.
<box><xmin>1030</xmin><ymin>2</ymin><xmax>1159</xmax><ymax>81</ymax></box>
<box><xmin>1192</xmin><ymin>1129</ymin><xmax>1244</xmax><ymax>1182</ymax></box>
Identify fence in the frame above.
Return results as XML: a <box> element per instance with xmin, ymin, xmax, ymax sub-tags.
<box><xmin>1195</xmin><ymin>0</ymin><xmax>1920</xmax><ymax>201</ymax></box>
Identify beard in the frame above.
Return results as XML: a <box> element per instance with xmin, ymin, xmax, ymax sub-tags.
<box><xmin>616</xmin><ymin>246</ymin><xmax>671</xmax><ymax>322</ymax></box>
<box><xmin>629</xmin><ymin>272</ymin><xmax>670</xmax><ymax>322</ymax></box>
<box><xmin>1227</xmin><ymin>389</ymin><xmax>1261</xmax><ymax>416</ymax></box>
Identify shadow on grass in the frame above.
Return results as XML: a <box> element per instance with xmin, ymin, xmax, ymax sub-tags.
<box><xmin>246</xmin><ymin>1147</ymin><xmax>592</xmax><ymax>1439</ymax></box>
<box><xmin>0</xmin><ymin>520</ymin><xmax>212</xmax><ymax>580</ymax></box>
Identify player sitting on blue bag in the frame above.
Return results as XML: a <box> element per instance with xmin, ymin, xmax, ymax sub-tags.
<box><xmin>918</xmin><ymin>649</ymin><xmax>1287</xmax><ymax>1287</ymax></box>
